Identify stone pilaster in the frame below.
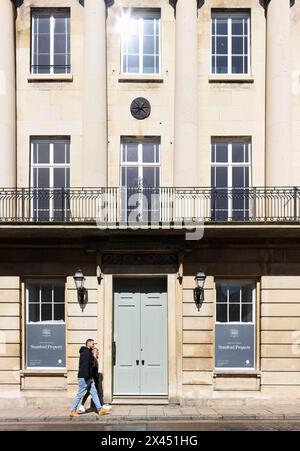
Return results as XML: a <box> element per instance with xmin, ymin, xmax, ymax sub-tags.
<box><xmin>173</xmin><ymin>0</ymin><xmax>199</xmax><ymax>187</ymax></box>
<box><xmin>265</xmin><ymin>0</ymin><xmax>294</xmax><ymax>186</ymax></box>
<box><xmin>83</xmin><ymin>0</ymin><xmax>107</xmax><ymax>187</ymax></box>
<box><xmin>0</xmin><ymin>1</ymin><xmax>16</xmax><ymax>188</ymax></box>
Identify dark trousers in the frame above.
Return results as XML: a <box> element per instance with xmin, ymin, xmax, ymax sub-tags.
<box><xmin>82</xmin><ymin>373</ymin><xmax>104</xmax><ymax>407</ymax></box>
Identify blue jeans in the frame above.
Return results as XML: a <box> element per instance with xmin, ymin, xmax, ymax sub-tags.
<box><xmin>70</xmin><ymin>378</ymin><xmax>102</xmax><ymax>411</ymax></box>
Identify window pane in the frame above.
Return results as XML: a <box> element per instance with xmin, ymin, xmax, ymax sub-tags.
<box><xmin>232</xmin><ymin>143</ymin><xmax>245</xmax><ymax>162</ymax></box>
<box><xmin>54</xmin><ymin>304</ymin><xmax>65</xmax><ymax>321</ymax></box>
<box><xmin>212</xmin><ymin>36</ymin><xmax>216</xmax><ymax>54</ymax></box>
<box><xmin>214</xmin><ymin>167</ymin><xmax>228</xmax><ymax>188</ymax></box>
<box><xmin>229</xmin><ymin>303</ymin><xmax>240</xmax><ymax>322</ymax></box>
<box><xmin>217</xmin><ymin>304</ymin><xmax>227</xmax><ymax>322</ymax></box>
<box><xmin>41</xmin><ymin>304</ymin><xmax>52</xmax><ymax>321</ymax></box>
<box><xmin>54</xmin><ymin>54</ymin><xmax>68</xmax><ymax>71</ymax></box>
<box><xmin>37</xmin><ymin>17</ymin><xmax>51</xmax><ymax>34</ymax></box>
<box><xmin>143</xmin><ymin>143</ymin><xmax>155</xmax><ymax>163</ymax></box>
<box><xmin>142</xmin><ymin>167</ymin><xmax>155</xmax><ymax>187</ymax></box>
<box><xmin>244</xmin><ymin>56</ymin><xmax>248</xmax><ymax>74</ymax></box>
<box><xmin>28</xmin><ymin>284</ymin><xmax>39</xmax><ymax>303</ymax></box>
<box><xmin>126</xmin><ymin>167</ymin><xmax>139</xmax><ymax>187</ymax></box>
<box><xmin>37</xmin><ymin>168</ymin><xmax>50</xmax><ymax>189</ymax></box>
<box><xmin>216</xmin><ymin>56</ymin><xmax>228</xmax><ymax>74</ymax></box>
<box><xmin>54</xmin><ymin>286</ymin><xmax>65</xmax><ymax>303</ymax></box>
<box><xmin>54</xmin><ymin>34</ymin><xmax>67</xmax><ymax>54</ymax></box>
<box><xmin>216</xmin><ymin>19</ymin><xmax>228</xmax><ymax>35</ymax></box>
<box><xmin>242</xmin><ymin>303</ymin><xmax>253</xmax><ymax>322</ymax></box>
<box><xmin>216</xmin><ymin>285</ymin><xmax>227</xmax><ymax>303</ymax></box>
<box><xmin>232</xmin><ymin>167</ymin><xmax>245</xmax><ymax>189</ymax></box>
<box><xmin>127</xmin><ymin>36</ymin><xmax>139</xmax><ymax>54</ymax></box>
<box><xmin>29</xmin><ymin>304</ymin><xmax>40</xmax><ymax>323</ymax></box>
<box><xmin>216</xmin><ymin>36</ymin><xmax>228</xmax><ymax>54</ymax></box>
<box><xmin>127</xmin><ymin>55</ymin><xmax>139</xmax><ymax>73</ymax></box>
<box><xmin>232</xmin><ymin>19</ymin><xmax>243</xmax><ymax>35</ymax></box>
<box><xmin>54</xmin><ymin>168</ymin><xmax>67</xmax><ymax>189</ymax></box>
<box><xmin>54</xmin><ymin>142</ymin><xmax>68</xmax><ymax>164</ymax></box>
<box><xmin>215</xmin><ymin>143</ymin><xmax>228</xmax><ymax>162</ymax></box>
<box><xmin>35</xmin><ymin>54</ymin><xmax>51</xmax><ymax>73</ymax></box>
<box><xmin>41</xmin><ymin>285</ymin><xmax>52</xmax><ymax>303</ymax></box>
<box><xmin>143</xmin><ymin>36</ymin><xmax>155</xmax><ymax>54</ymax></box>
<box><xmin>144</xmin><ymin>19</ymin><xmax>154</xmax><ymax>35</ymax></box>
<box><xmin>242</xmin><ymin>284</ymin><xmax>254</xmax><ymax>303</ymax></box>
<box><xmin>54</xmin><ymin>17</ymin><xmax>67</xmax><ymax>34</ymax></box>
<box><xmin>143</xmin><ymin>55</ymin><xmax>155</xmax><ymax>73</ymax></box>
<box><xmin>229</xmin><ymin>284</ymin><xmax>240</xmax><ymax>303</ymax></box>
<box><xmin>36</xmin><ymin>142</ymin><xmax>50</xmax><ymax>164</ymax></box>
<box><xmin>232</xmin><ymin>37</ymin><xmax>243</xmax><ymax>55</ymax></box>
<box><xmin>232</xmin><ymin>56</ymin><xmax>244</xmax><ymax>74</ymax></box>
<box><xmin>38</xmin><ymin>34</ymin><xmax>50</xmax><ymax>54</ymax></box>
<box><xmin>126</xmin><ymin>143</ymin><xmax>138</xmax><ymax>162</ymax></box>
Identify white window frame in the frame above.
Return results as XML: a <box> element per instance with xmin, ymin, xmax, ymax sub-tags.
<box><xmin>31</xmin><ymin>9</ymin><xmax>70</xmax><ymax>75</ymax></box>
<box><xmin>121</xmin><ymin>10</ymin><xmax>161</xmax><ymax>75</ymax></box>
<box><xmin>215</xmin><ymin>279</ymin><xmax>256</xmax><ymax>371</ymax></box>
<box><xmin>211</xmin><ymin>139</ymin><xmax>252</xmax><ymax>220</ymax></box>
<box><xmin>30</xmin><ymin>138</ymin><xmax>70</xmax><ymax>220</ymax></box>
<box><xmin>26</xmin><ymin>279</ymin><xmax>66</xmax><ymax>325</ymax></box>
<box><xmin>120</xmin><ymin>138</ymin><xmax>161</xmax><ymax>221</ymax></box>
<box><xmin>211</xmin><ymin>11</ymin><xmax>251</xmax><ymax>75</ymax></box>
<box><xmin>26</xmin><ymin>279</ymin><xmax>66</xmax><ymax>370</ymax></box>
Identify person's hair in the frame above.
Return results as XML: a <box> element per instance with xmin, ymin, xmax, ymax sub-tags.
<box><xmin>92</xmin><ymin>347</ymin><xmax>99</xmax><ymax>358</ymax></box>
<box><xmin>85</xmin><ymin>338</ymin><xmax>94</xmax><ymax>346</ymax></box>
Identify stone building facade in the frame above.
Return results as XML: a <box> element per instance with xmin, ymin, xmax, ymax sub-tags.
<box><xmin>0</xmin><ymin>0</ymin><xmax>300</xmax><ymax>407</ymax></box>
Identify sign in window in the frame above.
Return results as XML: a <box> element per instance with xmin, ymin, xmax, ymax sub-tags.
<box><xmin>26</xmin><ymin>281</ymin><xmax>66</xmax><ymax>368</ymax></box>
<box><xmin>215</xmin><ymin>281</ymin><xmax>256</xmax><ymax>369</ymax></box>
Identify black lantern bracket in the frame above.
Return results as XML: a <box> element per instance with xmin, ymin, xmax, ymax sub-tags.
<box><xmin>193</xmin><ymin>272</ymin><xmax>206</xmax><ymax>311</ymax></box>
<box><xmin>73</xmin><ymin>269</ymin><xmax>88</xmax><ymax>312</ymax></box>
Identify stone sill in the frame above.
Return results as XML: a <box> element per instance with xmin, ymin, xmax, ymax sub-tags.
<box><xmin>28</xmin><ymin>74</ymin><xmax>73</xmax><ymax>83</ymax></box>
<box><xmin>214</xmin><ymin>371</ymin><xmax>261</xmax><ymax>377</ymax></box>
<box><xmin>21</xmin><ymin>369</ymin><xmax>67</xmax><ymax>376</ymax></box>
<box><xmin>209</xmin><ymin>75</ymin><xmax>254</xmax><ymax>84</ymax></box>
<box><xmin>118</xmin><ymin>75</ymin><xmax>164</xmax><ymax>83</ymax></box>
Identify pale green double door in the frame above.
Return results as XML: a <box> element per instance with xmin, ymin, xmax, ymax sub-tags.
<box><xmin>113</xmin><ymin>278</ymin><xmax>168</xmax><ymax>396</ymax></box>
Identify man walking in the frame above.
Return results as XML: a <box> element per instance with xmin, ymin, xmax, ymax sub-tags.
<box><xmin>70</xmin><ymin>339</ymin><xmax>111</xmax><ymax>417</ymax></box>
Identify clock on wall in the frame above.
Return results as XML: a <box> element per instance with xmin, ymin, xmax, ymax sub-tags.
<box><xmin>130</xmin><ymin>97</ymin><xmax>151</xmax><ymax>120</ymax></box>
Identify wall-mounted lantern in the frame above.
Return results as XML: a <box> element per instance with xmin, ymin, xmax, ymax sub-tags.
<box><xmin>73</xmin><ymin>269</ymin><xmax>87</xmax><ymax>311</ymax></box>
<box><xmin>194</xmin><ymin>272</ymin><xmax>206</xmax><ymax>311</ymax></box>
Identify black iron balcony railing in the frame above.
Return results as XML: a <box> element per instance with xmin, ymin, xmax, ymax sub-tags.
<box><xmin>0</xmin><ymin>187</ymin><xmax>299</xmax><ymax>226</ymax></box>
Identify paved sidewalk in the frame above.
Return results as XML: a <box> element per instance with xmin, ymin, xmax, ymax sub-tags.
<box><xmin>1</xmin><ymin>404</ymin><xmax>300</xmax><ymax>423</ymax></box>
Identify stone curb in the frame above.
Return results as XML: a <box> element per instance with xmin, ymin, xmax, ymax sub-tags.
<box><xmin>0</xmin><ymin>413</ymin><xmax>300</xmax><ymax>423</ymax></box>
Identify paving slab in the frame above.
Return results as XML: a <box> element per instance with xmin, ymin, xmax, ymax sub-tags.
<box><xmin>0</xmin><ymin>404</ymin><xmax>300</xmax><ymax>424</ymax></box>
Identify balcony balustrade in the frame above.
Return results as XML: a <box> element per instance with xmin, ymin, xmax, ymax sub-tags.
<box><xmin>0</xmin><ymin>187</ymin><xmax>299</xmax><ymax>227</ymax></box>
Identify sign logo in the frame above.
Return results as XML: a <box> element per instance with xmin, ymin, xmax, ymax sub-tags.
<box><xmin>42</xmin><ymin>329</ymin><xmax>51</xmax><ymax>338</ymax></box>
<box><xmin>230</xmin><ymin>328</ymin><xmax>239</xmax><ymax>338</ymax></box>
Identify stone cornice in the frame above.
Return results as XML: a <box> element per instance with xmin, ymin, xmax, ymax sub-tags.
<box><xmin>259</xmin><ymin>0</ymin><xmax>295</xmax><ymax>8</ymax></box>
<box><xmin>170</xmin><ymin>0</ymin><xmax>205</xmax><ymax>9</ymax></box>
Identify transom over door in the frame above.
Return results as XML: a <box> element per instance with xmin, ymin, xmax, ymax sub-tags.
<box><xmin>113</xmin><ymin>278</ymin><xmax>168</xmax><ymax>396</ymax></box>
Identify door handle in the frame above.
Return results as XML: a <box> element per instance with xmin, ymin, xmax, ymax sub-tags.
<box><xmin>136</xmin><ymin>360</ymin><xmax>139</xmax><ymax>365</ymax></box>
<box><xmin>141</xmin><ymin>360</ymin><xmax>145</xmax><ymax>366</ymax></box>
<box><xmin>112</xmin><ymin>341</ymin><xmax>116</xmax><ymax>366</ymax></box>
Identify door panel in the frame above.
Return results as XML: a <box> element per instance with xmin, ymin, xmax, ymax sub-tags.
<box><xmin>113</xmin><ymin>278</ymin><xmax>168</xmax><ymax>396</ymax></box>
<box><xmin>140</xmin><ymin>286</ymin><xmax>168</xmax><ymax>395</ymax></box>
<box><xmin>113</xmin><ymin>286</ymin><xmax>140</xmax><ymax>395</ymax></box>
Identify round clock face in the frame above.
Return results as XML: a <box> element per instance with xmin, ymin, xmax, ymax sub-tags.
<box><xmin>130</xmin><ymin>97</ymin><xmax>151</xmax><ymax>120</ymax></box>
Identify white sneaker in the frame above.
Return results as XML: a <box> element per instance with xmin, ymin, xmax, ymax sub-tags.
<box><xmin>102</xmin><ymin>404</ymin><xmax>112</xmax><ymax>410</ymax></box>
<box><xmin>78</xmin><ymin>405</ymin><xmax>86</xmax><ymax>413</ymax></box>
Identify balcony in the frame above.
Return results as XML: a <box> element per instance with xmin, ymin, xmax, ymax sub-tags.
<box><xmin>0</xmin><ymin>187</ymin><xmax>300</xmax><ymax>229</ymax></box>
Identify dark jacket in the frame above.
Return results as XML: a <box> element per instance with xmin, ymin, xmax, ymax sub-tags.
<box><xmin>78</xmin><ymin>346</ymin><xmax>94</xmax><ymax>380</ymax></box>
